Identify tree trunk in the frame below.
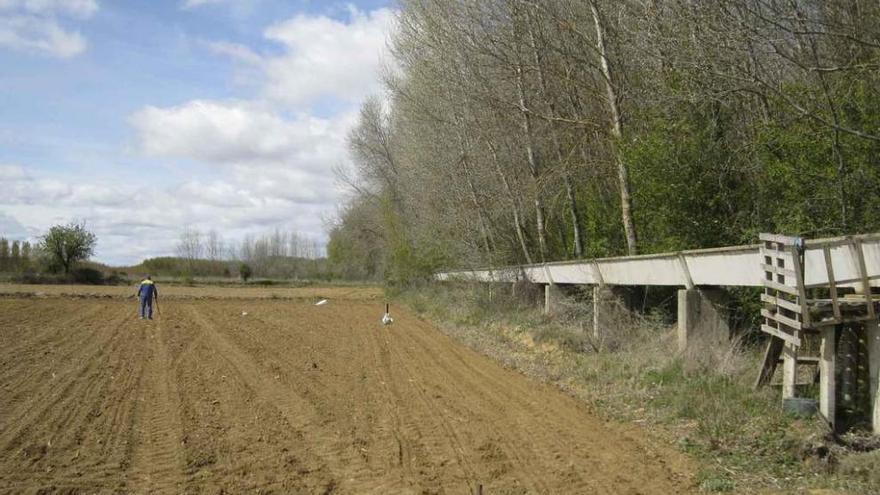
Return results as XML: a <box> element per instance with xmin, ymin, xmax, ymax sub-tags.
<box><xmin>590</xmin><ymin>0</ymin><xmax>638</xmax><ymax>255</ymax></box>
<box><xmin>527</xmin><ymin>15</ymin><xmax>584</xmax><ymax>257</ymax></box>
<box><xmin>454</xmin><ymin>123</ymin><xmax>496</xmax><ymax>260</ymax></box>
<box><xmin>514</xmin><ymin>59</ymin><xmax>548</xmax><ymax>261</ymax></box>
<box><xmin>486</xmin><ymin>138</ymin><xmax>534</xmax><ymax>264</ymax></box>
<box><xmin>461</xmin><ymin>152</ymin><xmax>496</xmax><ymax>259</ymax></box>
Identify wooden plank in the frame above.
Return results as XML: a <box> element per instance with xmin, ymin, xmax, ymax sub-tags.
<box><xmin>790</xmin><ymin>244</ymin><xmax>811</xmax><ymax>328</ymax></box>
<box><xmin>762</xmin><ymin>279</ymin><xmax>799</xmax><ymax>296</ymax></box>
<box><xmin>755</xmin><ymin>337</ymin><xmax>785</xmax><ymax>389</ymax></box>
<box><xmin>760</xmin><ymin>324</ymin><xmax>802</xmax><ymax>346</ymax></box>
<box><xmin>803</xmin><ymin>234</ymin><xmax>880</xmax><ymax>249</ymax></box>
<box><xmin>819</xmin><ymin>326</ymin><xmax>836</xmax><ymax>428</ymax></box>
<box><xmin>759</xmin><ymin>233</ymin><xmax>799</xmax><ymax>245</ymax></box>
<box><xmin>805</xmin><ymin>275</ymin><xmax>880</xmax><ymax>289</ymax></box>
<box><xmin>773</xmin><ymin>356</ymin><xmax>820</xmax><ymax>364</ymax></box>
<box><xmin>810</xmin><ymin>317</ymin><xmax>844</xmax><ymax>328</ymax></box>
<box><xmin>852</xmin><ymin>238</ymin><xmax>876</xmax><ymax>319</ymax></box>
<box><xmin>761</xmin><ymin>263</ymin><xmax>797</xmax><ymax>278</ymax></box>
<box><xmin>760</xmin><ymin>246</ymin><xmax>793</xmax><ymax>262</ymax></box>
<box><xmin>808</xmin><ymin>238</ymin><xmax>853</xmax><ymax>249</ymax></box>
<box><xmin>761</xmin><ymin>308</ymin><xmax>803</xmax><ymax>331</ymax></box>
<box><xmin>867</xmin><ymin>320</ymin><xmax>880</xmax><ymax>434</ymax></box>
<box><xmin>782</xmin><ymin>342</ymin><xmax>799</xmax><ymax>399</ymax></box>
<box><xmin>761</xmin><ymin>293</ymin><xmax>803</xmax><ymax>314</ymax></box>
<box><xmin>823</xmin><ymin>246</ymin><xmax>842</xmax><ymax>321</ymax></box>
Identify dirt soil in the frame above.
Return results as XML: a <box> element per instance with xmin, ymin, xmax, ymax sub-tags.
<box><xmin>0</xmin><ymin>293</ymin><xmax>696</xmax><ymax>494</ymax></box>
<box><xmin>0</xmin><ymin>283</ymin><xmax>382</xmax><ymax>301</ymax></box>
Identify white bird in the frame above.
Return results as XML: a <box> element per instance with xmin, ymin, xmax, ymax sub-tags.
<box><xmin>381</xmin><ymin>303</ymin><xmax>393</xmax><ymax>325</ymax></box>
<box><xmin>315</xmin><ymin>299</ymin><xmax>328</xmax><ymax>306</ymax></box>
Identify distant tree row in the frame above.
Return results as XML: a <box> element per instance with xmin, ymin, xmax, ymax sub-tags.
<box><xmin>176</xmin><ymin>228</ymin><xmax>323</xmax><ymax>262</ymax></box>
<box><xmin>330</xmin><ymin>0</ymin><xmax>880</xmax><ymax>282</ymax></box>
<box><xmin>0</xmin><ymin>238</ymin><xmax>32</xmax><ymax>273</ymax></box>
<box><xmin>1</xmin><ymin>222</ymin><xmax>99</xmax><ymax>282</ymax></box>
<box><xmin>174</xmin><ymin>227</ymin><xmax>326</xmax><ymax>279</ymax></box>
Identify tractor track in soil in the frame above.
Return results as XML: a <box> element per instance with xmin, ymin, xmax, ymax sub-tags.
<box><xmin>0</xmin><ymin>296</ymin><xmax>696</xmax><ymax>494</ymax></box>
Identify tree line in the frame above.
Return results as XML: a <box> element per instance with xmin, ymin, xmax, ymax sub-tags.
<box><xmin>0</xmin><ymin>238</ymin><xmax>33</xmax><ymax>273</ymax></box>
<box><xmin>174</xmin><ymin>227</ymin><xmax>327</xmax><ymax>279</ymax></box>
<box><xmin>329</xmin><ymin>0</ymin><xmax>880</xmax><ymax>283</ymax></box>
<box><xmin>0</xmin><ymin>222</ymin><xmax>99</xmax><ymax>283</ymax></box>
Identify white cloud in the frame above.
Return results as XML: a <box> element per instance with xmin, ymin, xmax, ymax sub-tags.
<box><xmin>0</xmin><ymin>6</ymin><xmax>397</xmax><ymax>264</ymax></box>
<box><xmin>206</xmin><ymin>7</ymin><xmax>395</xmax><ymax>107</ymax></box>
<box><xmin>262</xmin><ymin>7</ymin><xmax>395</xmax><ymax>106</ymax></box>
<box><xmin>0</xmin><ymin>0</ymin><xmax>95</xmax><ymax>57</ymax></box>
<box><xmin>0</xmin><ymin>165</ymin><xmax>131</xmax><ymax>206</ymax></box>
<box><xmin>0</xmin><ymin>14</ymin><xmax>85</xmax><ymax>57</ymax></box>
<box><xmin>0</xmin><ymin>168</ymin><xmax>336</xmax><ymax>263</ymax></box>
<box><xmin>123</xmin><ymin>97</ymin><xmax>360</xmax><ymax>263</ymax></box>
<box><xmin>0</xmin><ymin>163</ymin><xmax>28</xmax><ymax>180</ymax></box>
<box><xmin>205</xmin><ymin>40</ymin><xmax>261</xmax><ymax>65</ymax></box>
<box><xmin>0</xmin><ymin>0</ymin><xmax>98</xmax><ymax>19</ymax></box>
<box><xmin>181</xmin><ymin>0</ymin><xmax>257</xmax><ymax>11</ymax></box>
<box><xmin>114</xmin><ymin>6</ymin><xmax>399</xmax><ymax>263</ymax></box>
<box><xmin>129</xmin><ymin>100</ymin><xmax>351</xmax><ymax>170</ymax></box>
<box><xmin>180</xmin><ymin>0</ymin><xmax>220</xmax><ymax>9</ymax></box>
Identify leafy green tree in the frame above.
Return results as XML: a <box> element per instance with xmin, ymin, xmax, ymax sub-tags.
<box><xmin>0</xmin><ymin>238</ymin><xmax>7</xmax><ymax>272</ymax></box>
<box><xmin>39</xmin><ymin>222</ymin><xmax>97</xmax><ymax>274</ymax></box>
<box><xmin>21</xmin><ymin>241</ymin><xmax>30</xmax><ymax>269</ymax></box>
<box><xmin>10</xmin><ymin>240</ymin><xmax>20</xmax><ymax>271</ymax></box>
<box><xmin>239</xmin><ymin>263</ymin><xmax>252</xmax><ymax>282</ymax></box>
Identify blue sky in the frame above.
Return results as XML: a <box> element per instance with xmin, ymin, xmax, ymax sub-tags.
<box><xmin>0</xmin><ymin>0</ymin><xmax>395</xmax><ymax>264</ymax></box>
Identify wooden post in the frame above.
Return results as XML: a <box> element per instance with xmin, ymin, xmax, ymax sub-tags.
<box><xmin>819</xmin><ymin>326</ymin><xmax>836</xmax><ymax>428</ymax></box>
<box><xmin>755</xmin><ymin>337</ymin><xmax>785</xmax><ymax>389</ymax></box>
<box><xmin>782</xmin><ymin>342</ymin><xmax>798</xmax><ymax>400</ymax></box>
<box><xmin>866</xmin><ymin>318</ymin><xmax>880</xmax><ymax>434</ymax></box>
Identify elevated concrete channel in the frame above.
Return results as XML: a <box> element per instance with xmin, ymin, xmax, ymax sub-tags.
<box><xmin>436</xmin><ymin>234</ymin><xmax>880</xmax><ymax>433</ymax></box>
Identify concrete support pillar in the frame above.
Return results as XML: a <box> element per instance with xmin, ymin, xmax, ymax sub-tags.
<box><xmin>782</xmin><ymin>342</ymin><xmax>798</xmax><ymax>400</ymax></box>
<box><xmin>867</xmin><ymin>319</ymin><xmax>880</xmax><ymax>434</ymax></box>
<box><xmin>592</xmin><ymin>286</ymin><xmax>615</xmax><ymax>341</ymax></box>
<box><xmin>544</xmin><ymin>284</ymin><xmax>562</xmax><ymax>315</ymax></box>
<box><xmin>819</xmin><ymin>326</ymin><xmax>836</xmax><ymax>428</ymax></box>
<box><xmin>676</xmin><ymin>289</ymin><xmax>730</xmax><ymax>352</ymax></box>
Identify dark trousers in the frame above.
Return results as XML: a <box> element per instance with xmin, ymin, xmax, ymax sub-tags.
<box><xmin>139</xmin><ymin>297</ymin><xmax>153</xmax><ymax>318</ymax></box>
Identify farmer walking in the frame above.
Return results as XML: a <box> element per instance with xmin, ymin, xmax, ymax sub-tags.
<box><xmin>137</xmin><ymin>275</ymin><xmax>159</xmax><ymax>320</ymax></box>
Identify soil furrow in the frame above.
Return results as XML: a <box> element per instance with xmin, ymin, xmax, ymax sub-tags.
<box><xmin>0</xmin><ymin>296</ymin><xmax>696</xmax><ymax>494</ymax></box>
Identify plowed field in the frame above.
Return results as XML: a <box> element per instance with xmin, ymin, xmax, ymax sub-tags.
<box><xmin>0</xmin><ymin>293</ymin><xmax>695</xmax><ymax>494</ymax></box>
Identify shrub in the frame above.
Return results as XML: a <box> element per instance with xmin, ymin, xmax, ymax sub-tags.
<box><xmin>105</xmin><ymin>271</ymin><xmax>127</xmax><ymax>285</ymax></box>
<box><xmin>71</xmin><ymin>267</ymin><xmax>104</xmax><ymax>285</ymax></box>
<box><xmin>239</xmin><ymin>263</ymin><xmax>252</xmax><ymax>282</ymax></box>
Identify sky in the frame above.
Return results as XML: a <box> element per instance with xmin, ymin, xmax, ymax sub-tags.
<box><xmin>0</xmin><ymin>0</ymin><xmax>395</xmax><ymax>265</ymax></box>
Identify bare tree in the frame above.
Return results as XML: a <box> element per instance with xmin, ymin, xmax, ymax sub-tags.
<box><xmin>176</xmin><ymin>226</ymin><xmax>203</xmax><ymax>272</ymax></box>
<box><xmin>205</xmin><ymin>230</ymin><xmax>223</xmax><ymax>261</ymax></box>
